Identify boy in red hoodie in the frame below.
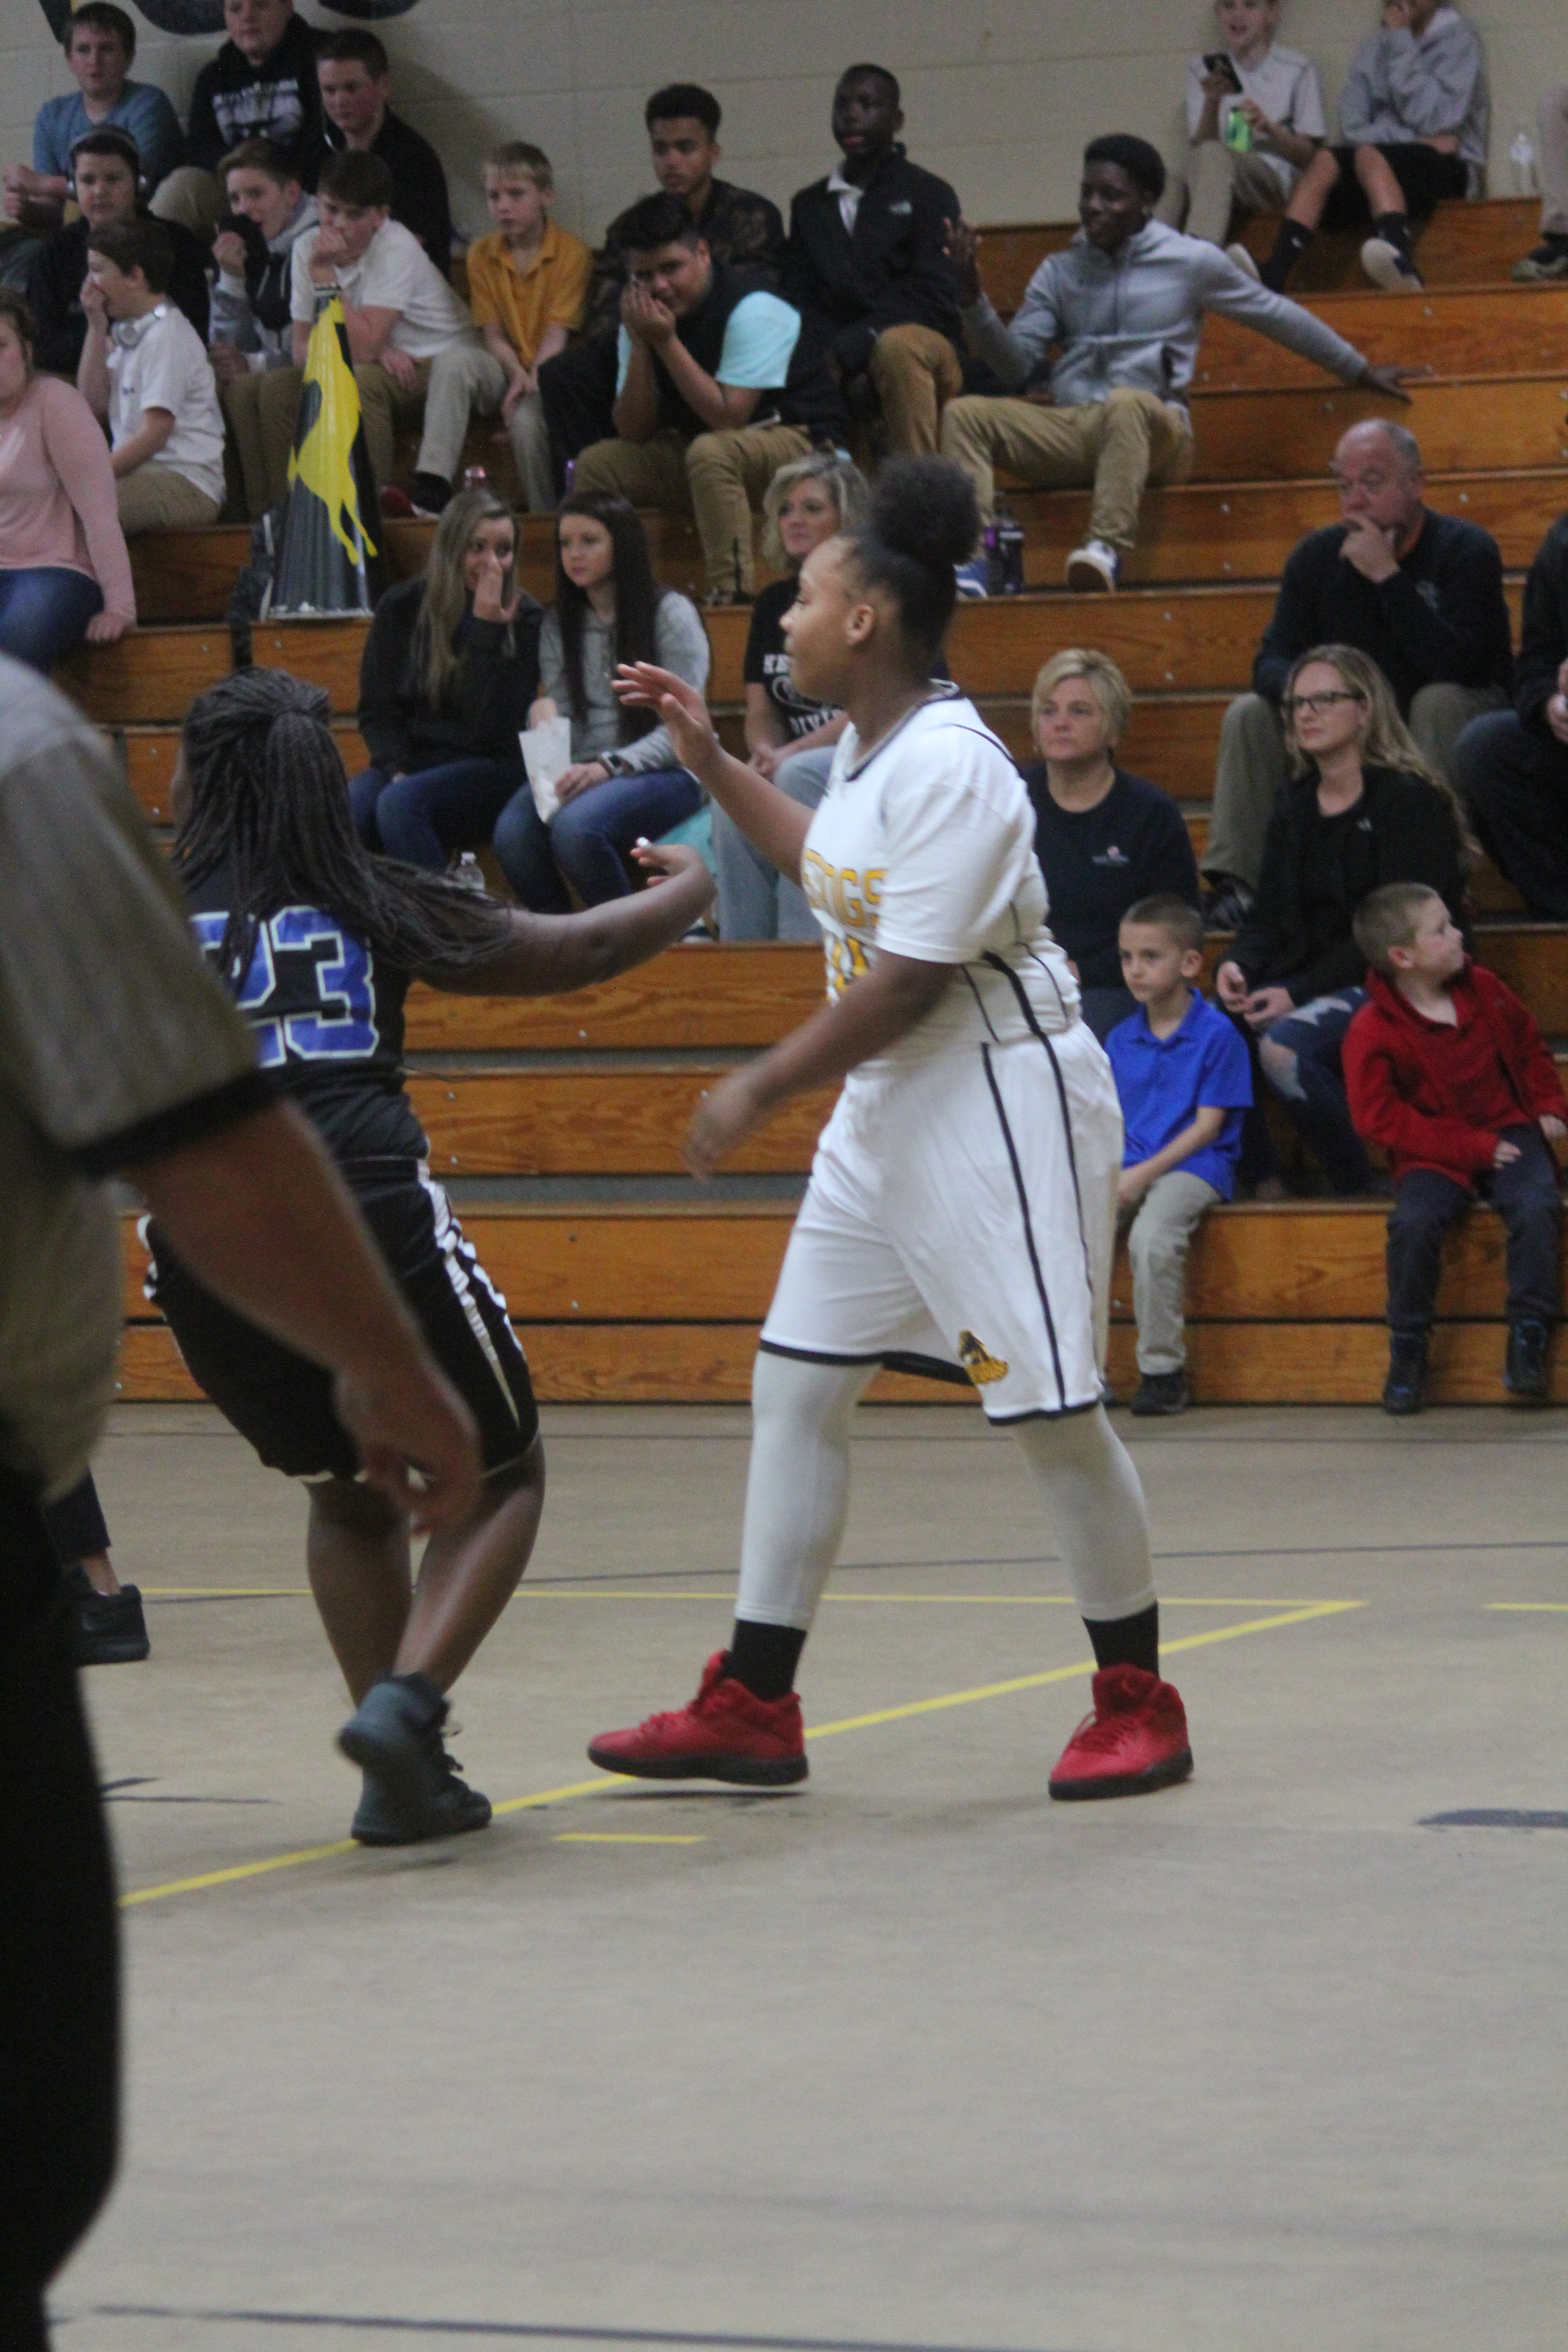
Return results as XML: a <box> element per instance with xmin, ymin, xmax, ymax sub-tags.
<box><xmin>1344</xmin><ymin>882</ymin><xmax>1565</xmax><ymax>1413</ymax></box>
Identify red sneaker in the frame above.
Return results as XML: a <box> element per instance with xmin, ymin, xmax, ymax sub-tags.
<box><xmin>378</xmin><ymin>484</ymin><xmax>416</xmax><ymax>518</ymax></box>
<box><xmin>1048</xmin><ymin>1663</ymin><xmax>1193</xmax><ymax>1800</ymax></box>
<box><xmin>588</xmin><ymin>1651</ymin><xmax>808</xmax><ymax>1786</ymax></box>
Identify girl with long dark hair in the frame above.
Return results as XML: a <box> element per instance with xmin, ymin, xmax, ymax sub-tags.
<box><xmin>349</xmin><ymin>485</ymin><xmax>542</xmax><ymax>872</ymax></box>
<box><xmin>492</xmin><ymin>490</ymin><xmax>710</xmax><ymax>910</ymax></box>
<box><xmin>588</xmin><ymin>456</ymin><xmax>1195</xmax><ymax>1806</ymax></box>
<box><xmin>155</xmin><ymin>667</ymin><xmax>714</xmax><ymax>1845</ymax></box>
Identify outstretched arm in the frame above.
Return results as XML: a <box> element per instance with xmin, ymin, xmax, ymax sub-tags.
<box><xmin>422</xmin><ymin>842</ymin><xmax>715</xmax><ymax>996</ymax></box>
<box><xmin>617</xmin><ymin>661</ymin><xmax>817</xmax><ymax>880</ymax></box>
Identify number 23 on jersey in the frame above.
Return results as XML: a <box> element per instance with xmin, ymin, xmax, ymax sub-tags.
<box><xmin>192</xmin><ymin>908</ymin><xmax>379</xmax><ymax>1066</ymax></box>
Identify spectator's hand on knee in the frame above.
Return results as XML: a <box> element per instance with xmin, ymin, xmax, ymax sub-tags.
<box><xmin>209</xmin><ymin>341</ymin><xmax>250</xmax><ymax>387</ymax></box>
<box><xmin>84</xmin><ymin>611</ymin><xmax>132</xmax><ymax>647</ymax></box>
<box><xmin>500</xmin><ymin>367</ymin><xmax>536</xmax><ymax>421</ymax></box>
<box><xmin>555</xmin><ymin>761</ymin><xmax>610</xmax><ymax>804</ymax></box>
<box><xmin>1539</xmin><ymin>1115</ymin><xmax>1566</xmax><ymax>1145</ymax></box>
<box><xmin>1244</xmin><ymin>985</ymin><xmax>1294</xmax><ymax>1029</ymax></box>
<box><xmin>1117</xmin><ymin>1162</ymin><xmax>1155</xmax><ymax>1212</ymax></box>
<box><xmin>1215</xmin><ymin>959</ymin><xmax>1251</xmax><ymax>1012</ymax></box>
<box><xmin>1493</xmin><ymin>1137</ymin><xmax>1522</xmax><ymax>1167</ymax></box>
<box><xmin>381</xmin><ymin>347</ymin><xmax>419</xmax><ymax>392</ymax></box>
<box><xmin>748</xmin><ymin>743</ymin><xmax>782</xmax><ymax>780</ymax></box>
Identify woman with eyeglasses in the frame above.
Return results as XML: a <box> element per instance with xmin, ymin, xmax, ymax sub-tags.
<box><xmin>1215</xmin><ymin>642</ymin><xmax>1468</xmax><ymax>1194</ymax></box>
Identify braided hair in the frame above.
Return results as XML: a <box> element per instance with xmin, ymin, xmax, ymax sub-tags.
<box><xmin>173</xmin><ymin>668</ymin><xmax>511</xmax><ymax>985</ymax></box>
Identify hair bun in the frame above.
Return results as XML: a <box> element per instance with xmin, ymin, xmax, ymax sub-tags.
<box><xmin>867</xmin><ymin>456</ymin><xmax>981</xmax><ymax>573</ymax></box>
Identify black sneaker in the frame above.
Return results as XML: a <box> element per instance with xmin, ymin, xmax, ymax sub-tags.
<box><xmin>1382</xmin><ymin>1331</ymin><xmax>1428</xmax><ymax>1416</ymax></box>
<box><xmin>68</xmin><ymin>1565</ymin><xmax>150</xmax><ymax>1664</ymax></box>
<box><xmin>409</xmin><ymin>470</ymin><xmax>453</xmax><ymax>517</ymax></box>
<box><xmin>338</xmin><ymin>1672</ymin><xmax>492</xmax><ymax>1843</ymax></box>
<box><xmin>1202</xmin><ymin>877</ymin><xmax>1254</xmax><ymax>931</ymax></box>
<box><xmin>1512</xmin><ymin>238</ymin><xmax>1568</xmax><ymax>283</ymax></box>
<box><xmin>1131</xmin><ymin>1370</ymin><xmax>1187</xmax><ymax>1417</ymax></box>
<box><xmin>1504</xmin><ymin>1319</ymin><xmax>1551</xmax><ymax>1405</ymax></box>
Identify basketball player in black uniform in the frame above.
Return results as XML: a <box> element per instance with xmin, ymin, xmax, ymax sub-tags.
<box><xmin>152</xmin><ymin>667</ymin><xmax>714</xmax><ymax>1844</ymax></box>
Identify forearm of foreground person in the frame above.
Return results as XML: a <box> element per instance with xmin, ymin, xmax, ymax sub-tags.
<box><xmin>131</xmin><ymin>1099</ymin><xmax>480</xmax><ymax>1525</ymax></box>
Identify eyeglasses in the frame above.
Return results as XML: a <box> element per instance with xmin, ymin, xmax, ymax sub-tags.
<box><xmin>1284</xmin><ymin>690</ymin><xmax>1365</xmax><ymax>715</ymax></box>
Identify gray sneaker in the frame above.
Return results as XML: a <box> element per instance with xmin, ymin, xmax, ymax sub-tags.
<box><xmin>339</xmin><ymin>1673</ymin><xmax>492</xmax><ymax>1844</ymax></box>
<box><xmin>1131</xmin><ymin>1370</ymin><xmax>1187</xmax><ymax>1417</ymax></box>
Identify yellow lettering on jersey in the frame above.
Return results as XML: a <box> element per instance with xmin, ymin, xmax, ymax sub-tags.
<box><xmin>803</xmin><ymin>856</ymin><xmax>885</xmax><ymax>998</ymax></box>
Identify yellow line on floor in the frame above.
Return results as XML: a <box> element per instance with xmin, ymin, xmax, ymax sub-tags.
<box><xmin>1487</xmin><ymin>1602</ymin><xmax>1568</xmax><ymax>1612</ymax></box>
<box><xmin>142</xmin><ymin>1587</ymin><xmax>311</xmax><ymax>1597</ymax></box>
<box><xmin>118</xmin><ymin>1600</ymin><xmax>1360</xmax><ymax>1911</ymax></box>
<box><xmin>555</xmin><ymin>1833</ymin><xmax>705</xmax><ymax>1844</ymax></box>
<box><xmin>498</xmin><ymin>1591</ymin><xmax>1334</xmax><ymax>1608</ymax></box>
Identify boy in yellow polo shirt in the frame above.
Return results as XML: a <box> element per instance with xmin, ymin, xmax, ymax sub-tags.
<box><xmin>412</xmin><ymin>141</ymin><xmax>591</xmax><ymax>512</ymax></box>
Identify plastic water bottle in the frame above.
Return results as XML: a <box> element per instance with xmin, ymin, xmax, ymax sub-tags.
<box><xmin>986</xmin><ymin>502</ymin><xmax>1026</xmax><ymax>595</ymax></box>
<box><xmin>461</xmin><ymin>464</ymin><xmax>489</xmax><ymax>491</ymax></box>
<box><xmin>1510</xmin><ymin>126</ymin><xmax>1538</xmax><ymax>195</ymax></box>
<box><xmin>1224</xmin><ymin>103</ymin><xmax>1253</xmax><ymax>154</ymax></box>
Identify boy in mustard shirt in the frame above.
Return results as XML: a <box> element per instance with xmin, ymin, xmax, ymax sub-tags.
<box><xmin>412</xmin><ymin>141</ymin><xmax>591</xmax><ymax>514</ymax></box>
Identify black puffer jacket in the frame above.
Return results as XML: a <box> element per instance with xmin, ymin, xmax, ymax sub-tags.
<box><xmin>1230</xmin><ymin>763</ymin><xmax>1465</xmax><ymax>1003</ymax></box>
<box><xmin>358</xmin><ymin>577</ymin><xmax>543</xmax><ymax>777</ymax></box>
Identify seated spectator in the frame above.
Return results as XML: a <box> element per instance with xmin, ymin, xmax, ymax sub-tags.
<box><xmin>151</xmin><ymin>0</ymin><xmax>324</xmax><ymax>242</ymax></box>
<box><xmin>1214</xmin><ymin>644</ymin><xmax>1467</xmax><ymax>1196</ymax></box>
<box><xmin>26</xmin><ymin>129</ymin><xmax>211</xmax><ymax>377</ymax></box>
<box><xmin>1344</xmin><ymin>883</ymin><xmax>1566</xmax><ymax>1413</ymax></box>
<box><xmin>407</xmin><ymin>141</ymin><xmax>591</xmax><ymax>519</ymax></box>
<box><xmin>350</xmin><ymin>487</ymin><xmax>542</xmax><ymax>871</ymax></box>
<box><xmin>259</xmin><ymin>148</ymin><xmax>476</xmax><ymax>500</ymax></box>
<box><xmin>1258</xmin><ymin>0</ymin><xmax>1487</xmax><ymax>292</ymax></box>
<box><xmin>207</xmin><ymin>137</ymin><xmax>316</xmax><ymax>519</ymax></box>
<box><xmin>1511</xmin><ymin>87</ymin><xmax>1568</xmax><ymax>281</ymax></box>
<box><xmin>573</xmin><ymin>193</ymin><xmax>844</xmax><ymax>604</ymax></box>
<box><xmin>717</xmin><ymin>451</ymin><xmax>867</xmax><ymax>940</ymax></box>
<box><xmin>941</xmin><ymin>134</ymin><xmax>1402</xmax><ymax>597</ymax></box>
<box><xmin>3</xmin><ymin>4</ymin><xmax>182</xmax><ymax>243</ymax></box>
<box><xmin>76</xmin><ymin>219</ymin><xmax>225</xmax><ymax>534</ymax></box>
<box><xmin>1020</xmin><ymin>650</ymin><xmax>1200</xmax><ymax>1043</ymax></box>
<box><xmin>1154</xmin><ymin>0</ymin><xmax>1326</xmax><ymax>265</ymax></box>
<box><xmin>1201</xmin><ymin>419</ymin><xmax>1512</xmax><ymax>921</ymax></box>
<box><xmin>317</xmin><ymin>30</ymin><xmax>452</xmax><ymax>275</ymax></box>
<box><xmin>1107</xmin><ymin>895</ymin><xmax>1253</xmax><ymax>1416</ymax></box>
<box><xmin>492</xmin><ymin>492</ymin><xmax>709</xmax><ymax>911</ymax></box>
<box><xmin>538</xmin><ymin>82</ymin><xmax>786</xmax><ymax>493</ymax></box>
<box><xmin>784</xmin><ymin>62</ymin><xmax>964</xmax><ymax>456</ymax></box>
<box><xmin>1454</xmin><ymin>510</ymin><xmax>1568</xmax><ymax>919</ymax></box>
<box><xmin>0</xmin><ymin>289</ymin><xmax>135</xmax><ymax>669</ymax></box>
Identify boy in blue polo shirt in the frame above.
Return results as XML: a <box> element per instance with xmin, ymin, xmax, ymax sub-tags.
<box><xmin>1107</xmin><ymin>893</ymin><xmax>1253</xmax><ymax>1415</ymax></box>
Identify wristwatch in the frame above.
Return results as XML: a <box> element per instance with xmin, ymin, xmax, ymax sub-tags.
<box><xmin>601</xmin><ymin>753</ymin><xmax>632</xmax><ymax>776</ymax></box>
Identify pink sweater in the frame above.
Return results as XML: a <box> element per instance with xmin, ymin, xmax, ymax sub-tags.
<box><xmin>0</xmin><ymin>373</ymin><xmax>136</xmax><ymax>622</ymax></box>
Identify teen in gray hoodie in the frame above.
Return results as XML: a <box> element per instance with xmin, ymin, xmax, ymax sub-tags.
<box><xmin>940</xmin><ymin>133</ymin><xmax>1411</xmax><ymax>594</ymax></box>
<box><xmin>207</xmin><ymin>136</ymin><xmax>318</xmax><ymax>517</ymax></box>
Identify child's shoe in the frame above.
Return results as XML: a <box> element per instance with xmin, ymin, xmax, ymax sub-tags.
<box><xmin>1504</xmin><ymin>1319</ymin><xmax>1551</xmax><ymax>1404</ymax></box>
<box><xmin>1382</xmin><ymin>1331</ymin><xmax>1428</xmax><ymax>1416</ymax></box>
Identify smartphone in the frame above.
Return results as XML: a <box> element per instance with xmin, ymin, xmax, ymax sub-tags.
<box><xmin>1202</xmin><ymin>51</ymin><xmax>1245</xmax><ymax>92</ymax></box>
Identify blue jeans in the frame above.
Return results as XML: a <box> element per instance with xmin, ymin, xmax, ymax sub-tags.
<box><xmin>0</xmin><ymin>567</ymin><xmax>103</xmax><ymax>672</ymax></box>
<box><xmin>1257</xmin><ymin>986</ymin><xmax>1370</xmax><ymax>1194</ymax></box>
<box><xmin>493</xmin><ymin>766</ymin><xmax>702</xmax><ymax>912</ymax></box>
<box><xmin>1388</xmin><ymin>1128</ymin><xmax>1560</xmax><ymax>1336</ymax></box>
<box><xmin>350</xmin><ymin>759</ymin><xmax>526</xmax><ymax>872</ymax></box>
<box><xmin>714</xmin><ymin>743</ymin><xmax>835</xmax><ymax>941</ymax></box>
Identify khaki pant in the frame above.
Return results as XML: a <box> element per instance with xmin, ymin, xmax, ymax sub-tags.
<box><xmin>415</xmin><ymin>341</ymin><xmax>556</xmax><ymax>510</ymax></box>
<box><xmin>148</xmin><ymin>164</ymin><xmax>226</xmax><ymax>242</ymax></box>
<box><xmin>115</xmin><ymin>463</ymin><xmax>221</xmax><ymax>535</ymax></box>
<box><xmin>1156</xmin><ymin>143</ymin><xmax>1290</xmax><ymax>247</ymax></box>
<box><xmin>1120</xmin><ymin>1170</ymin><xmax>1221</xmax><ymax>1375</ymax></box>
<box><xmin>939</xmin><ymin>386</ymin><xmax>1194</xmax><ymax>549</ymax></box>
<box><xmin>1201</xmin><ymin>681</ymin><xmax>1509</xmax><ymax>889</ymax></box>
<box><xmin>573</xmin><ymin>421</ymin><xmax>812</xmax><ymax>595</ymax></box>
<box><xmin>255</xmin><ymin>357</ymin><xmax>433</xmax><ymax>497</ymax></box>
<box><xmin>868</xmin><ymin>321</ymin><xmax>964</xmax><ymax>454</ymax></box>
<box><xmin>222</xmin><ymin>369</ymin><xmax>291</xmax><ymax>519</ymax></box>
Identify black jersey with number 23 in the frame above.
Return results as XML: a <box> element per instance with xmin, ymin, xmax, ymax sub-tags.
<box><xmin>186</xmin><ymin>866</ymin><xmax>426</xmax><ymax>1165</ymax></box>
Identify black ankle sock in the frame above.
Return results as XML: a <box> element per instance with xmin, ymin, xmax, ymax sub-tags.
<box><xmin>1261</xmin><ymin>217</ymin><xmax>1313</xmax><ymax>291</ymax></box>
<box><xmin>1372</xmin><ymin>210</ymin><xmax>1411</xmax><ymax>256</ymax></box>
<box><xmin>727</xmin><ymin>1620</ymin><xmax>806</xmax><ymax>1701</ymax></box>
<box><xmin>1085</xmin><ymin>1603</ymin><xmax>1160</xmax><ymax>1679</ymax></box>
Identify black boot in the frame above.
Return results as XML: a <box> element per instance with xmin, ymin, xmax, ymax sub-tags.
<box><xmin>1382</xmin><ymin>1331</ymin><xmax>1427</xmax><ymax>1416</ymax></box>
<box><xmin>1504</xmin><ymin>1318</ymin><xmax>1551</xmax><ymax>1405</ymax></box>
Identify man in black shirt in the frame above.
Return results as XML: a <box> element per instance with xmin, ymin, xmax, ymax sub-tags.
<box><xmin>784</xmin><ymin>63</ymin><xmax>965</xmax><ymax>455</ymax></box>
<box><xmin>1202</xmin><ymin>419</ymin><xmax>1512</xmax><ymax>918</ymax></box>
<box><xmin>573</xmin><ymin>193</ymin><xmax>843</xmax><ymax>601</ymax></box>
<box><xmin>317</xmin><ymin>30</ymin><xmax>453</xmax><ymax>277</ymax></box>
<box><xmin>150</xmin><ymin>0</ymin><xmax>324</xmax><ymax>240</ymax></box>
<box><xmin>1454</xmin><ymin>511</ymin><xmax>1568</xmax><ymax>918</ymax></box>
<box><xmin>27</xmin><ymin>128</ymin><xmax>210</xmax><ymax>375</ymax></box>
<box><xmin>537</xmin><ymin>83</ymin><xmax>786</xmax><ymax>493</ymax></box>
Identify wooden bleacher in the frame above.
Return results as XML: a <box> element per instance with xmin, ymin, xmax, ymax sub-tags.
<box><xmin>78</xmin><ymin>201</ymin><xmax>1567</xmax><ymax>1407</ymax></box>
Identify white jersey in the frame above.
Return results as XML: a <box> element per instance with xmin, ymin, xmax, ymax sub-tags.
<box><xmin>799</xmin><ymin>689</ymin><xmax>1079</xmax><ymax>1075</ymax></box>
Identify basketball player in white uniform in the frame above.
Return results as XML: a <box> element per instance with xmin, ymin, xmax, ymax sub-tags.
<box><xmin>592</xmin><ymin>457</ymin><xmax>1194</xmax><ymax>1800</ymax></box>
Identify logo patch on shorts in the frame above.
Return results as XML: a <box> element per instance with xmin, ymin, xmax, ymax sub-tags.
<box><xmin>958</xmin><ymin>1330</ymin><xmax>1009</xmax><ymax>1386</ymax></box>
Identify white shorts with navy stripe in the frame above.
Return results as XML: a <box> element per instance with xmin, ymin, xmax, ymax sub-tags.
<box><xmin>760</xmin><ymin>1019</ymin><xmax>1122</xmax><ymax>1420</ymax></box>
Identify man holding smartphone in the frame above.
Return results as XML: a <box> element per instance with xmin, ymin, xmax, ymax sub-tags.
<box><xmin>1156</xmin><ymin>0</ymin><xmax>1327</xmax><ymax>270</ymax></box>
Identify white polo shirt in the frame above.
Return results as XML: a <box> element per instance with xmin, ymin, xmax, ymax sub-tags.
<box><xmin>106</xmin><ymin>303</ymin><xmax>226</xmax><ymax>507</ymax></box>
<box><xmin>290</xmin><ymin>217</ymin><xmax>475</xmax><ymax>360</ymax></box>
<box><xmin>1183</xmin><ymin>43</ymin><xmax>1328</xmax><ymax>195</ymax></box>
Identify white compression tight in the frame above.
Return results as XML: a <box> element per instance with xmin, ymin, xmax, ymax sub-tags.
<box><xmin>735</xmin><ymin>1349</ymin><xmax>1157</xmax><ymax>1632</ymax></box>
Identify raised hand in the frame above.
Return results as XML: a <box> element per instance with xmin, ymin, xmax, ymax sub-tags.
<box><xmin>1340</xmin><ymin>513</ymin><xmax>1401</xmax><ymax>583</ymax></box>
<box><xmin>630</xmin><ymin>839</ymin><xmax>708</xmax><ymax>886</ymax></box>
<box><xmin>615</xmin><ymin>661</ymin><xmax>721</xmax><ymax>781</ymax></box>
<box><xmin>943</xmin><ymin>216</ymin><xmax>983</xmax><ymax>307</ymax></box>
<box><xmin>470</xmin><ymin>545</ymin><xmax>519</xmax><ymax>626</ymax></box>
<box><xmin>212</xmin><ymin>228</ymin><xmax>248</xmax><ymax>277</ymax></box>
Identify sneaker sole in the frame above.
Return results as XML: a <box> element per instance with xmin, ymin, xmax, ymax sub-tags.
<box><xmin>352</xmin><ymin>1801</ymin><xmax>492</xmax><ymax>1847</ymax></box>
<box><xmin>1065</xmin><ymin>563</ymin><xmax>1114</xmax><ymax>593</ymax></box>
<box><xmin>1049</xmin><ymin>1744</ymin><xmax>1194</xmax><ymax>1801</ymax></box>
<box><xmin>1130</xmin><ymin>1396</ymin><xmax>1186</xmax><ymax>1417</ymax></box>
<box><xmin>587</xmin><ymin>1742</ymin><xmax>808</xmax><ymax>1787</ymax></box>
<box><xmin>76</xmin><ymin>1636</ymin><xmax>151</xmax><ymax>1664</ymax></box>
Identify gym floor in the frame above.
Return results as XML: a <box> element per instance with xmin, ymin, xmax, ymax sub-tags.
<box><xmin>53</xmin><ymin>1400</ymin><xmax>1567</xmax><ymax>2352</ymax></box>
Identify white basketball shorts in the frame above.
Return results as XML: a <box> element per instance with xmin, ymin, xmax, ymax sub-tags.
<box><xmin>760</xmin><ymin>1020</ymin><xmax>1122</xmax><ymax>1420</ymax></box>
